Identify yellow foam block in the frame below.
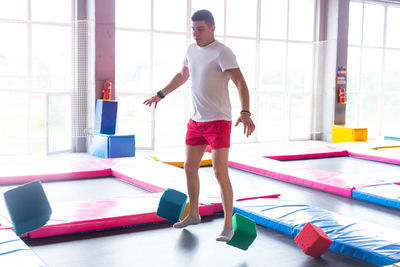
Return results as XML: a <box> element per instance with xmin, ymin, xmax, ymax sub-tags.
<box><xmin>332</xmin><ymin>125</ymin><xmax>368</xmax><ymax>143</ymax></box>
<box><xmin>179</xmin><ymin>202</ymin><xmax>190</xmax><ymax>221</ymax></box>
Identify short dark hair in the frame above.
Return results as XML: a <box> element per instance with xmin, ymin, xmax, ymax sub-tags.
<box><xmin>191</xmin><ymin>9</ymin><xmax>215</xmax><ymax>27</ymax></box>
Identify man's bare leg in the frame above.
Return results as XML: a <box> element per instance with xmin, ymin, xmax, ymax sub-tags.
<box><xmin>212</xmin><ymin>148</ymin><xmax>234</xmax><ymax>241</ymax></box>
<box><xmin>173</xmin><ymin>144</ymin><xmax>207</xmax><ymax>228</ymax></box>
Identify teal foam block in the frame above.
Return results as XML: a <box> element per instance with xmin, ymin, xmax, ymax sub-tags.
<box><xmin>3</xmin><ymin>180</ymin><xmax>52</xmax><ymax>236</ymax></box>
<box><xmin>227</xmin><ymin>213</ymin><xmax>257</xmax><ymax>250</ymax></box>
<box><xmin>156</xmin><ymin>188</ymin><xmax>187</xmax><ymax>223</ymax></box>
<box><xmin>94</xmin><ymin>100</ymin><xmax>118</xmax><ymax>134</ymax></box>
<box><xmin>91</xmin><ymin>133</ymin><xmax>135</xmax><ymax>158</ymax></box>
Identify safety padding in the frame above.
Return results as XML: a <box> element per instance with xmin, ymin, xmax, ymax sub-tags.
<box><xmin>91</xmin><ymin>133</ymin><xmax>135</xmax><ymax>158</ymax></box>
<box><xmin>0</xmin><ymin>229</ymin><xmax>47</xmax><ymax>265</ymax></box>
<box><xmin>227</xmin><ymin>213</ymin><xmax>257</xmax><ymax>250</ymax></box>
<box><xmin>233</xmin><ymin>198</ymin><xmax>400</xmax><ymax>266</ymax></box>
<box><xmin>95</xmin><ymin>99</ymin><xmax>118</xmax><ymax>134</ymax></box>
<box><xmin>353</xmin><ymin>184</ymin><xmax>400</xmax><ymax>210</ymax></box>
<box><xmin>3</xmin><ymin>180</ymin><xmax>52</xmax><ymax>236</ymax></box>
<box><xmin>384</xmin><ymin>136</ymin><xmax>400</xmax><ymax>142</ymax></box>
<box><xmin>294</xmin><ymin>222</ymin><xmax>332</xmax><ymax>258</ymax></box>
<box><xmin>332</xmin><ymin>125</ymin><xmax>367</xmax><ymax>143</ymax></box>
<box><xmin>156</xmin><ymin>188</ymin><xmax>187</xmax><ymax>223</ymax></box>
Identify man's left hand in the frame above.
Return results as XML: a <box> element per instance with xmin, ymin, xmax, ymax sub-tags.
<box><xmin>235</xmin><ymin>114</ymin><xmax>255</xmax><ymax>137</ymax></box>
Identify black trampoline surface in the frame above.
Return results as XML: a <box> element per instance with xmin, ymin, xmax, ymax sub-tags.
<box><xmin>282</xmin><ymin>156</ymin><xmax>400</xmax><ymax>177</ymax></box>
<box><xmin>0</xmin><ymin>177</ymin><xmax>150</xmax><ymax>209</ymax></box>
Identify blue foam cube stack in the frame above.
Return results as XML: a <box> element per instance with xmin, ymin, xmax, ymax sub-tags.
<box><xmin>157</xmin><ymin>188</ymin><xmax>188</xmax><ymax>223</ymax></box>
<box><xmin>3</xmin><ymin>180</ymin><xmax>52</xmax><ymax>236</ymax></box>
<box><xmin>91</xmin><ymin>133</ymin><xmax>135</xmax><ymax>158</ymax></box>
<box><xmin>91</xmin><ymin>99</ymin><xmax>135</xmax><ymax>158</ymax></box>
<box><xmin>95</xmin><ymin>100</ymin><xmax>118</xmax><ymax>134</ymax></box>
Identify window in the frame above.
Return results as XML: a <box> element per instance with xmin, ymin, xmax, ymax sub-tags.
<box><xmin>347</xmin><ymin>1</ymin><xmax>400</xmax><ymax>137</ymax></box>
<box><xmin>115</xmin><ymin>0</ymin><xmax>317</xmax><ymax>148</ymax></box>
<box><xmin>0</xmin><ymin>0</ymin><xmax>74</xmax><ymax>155</ymax></box>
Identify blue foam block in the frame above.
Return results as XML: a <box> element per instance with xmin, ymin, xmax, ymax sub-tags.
<box><xmin>157</xmin><ymin>188</ymin><xmax>187</xmax><ymax>223</ymax></box>
<box><xmin>353</xmin><ymin>184</ymin><xmax>400</xmax><ymax>210</ymax></box>
<box><xmin>234</xmin><ymin>198</ymin><xmax>400</xmax><ymax>266</ymax></box>
<box><xmin>91</xmin><ymin>133</ymin><xmax>135</xmax><ymax>158</ymax></box>
<box><xmin>3</xmin><ymin>180</ymin><xmax>52</xmax><ymax>236</ymax></box>
<box><xmin>94</xmin><ymin>100</ymin><xmax>118</xmax><ymax>134</ymax></box>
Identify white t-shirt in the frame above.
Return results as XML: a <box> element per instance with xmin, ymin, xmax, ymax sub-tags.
<box><xmin>183</xmin><ymin>40</ymin><xmax>239</xmax><ymax>122</ymax></box>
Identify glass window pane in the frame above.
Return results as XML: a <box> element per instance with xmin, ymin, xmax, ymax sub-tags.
<box><xmin>386</xmin><ymin>7</ymin><xmax>400</xmax><ymax>48</ymax></box>
<box><xmin>0</xmin><ymin>0</ymin><xmax>27</xmax><ymax>20</ymax></box>
<box><xmin>116</xmin><ymin>0</ymin><xmax>151</xmax><ymax>29</ymax></box>
<box><xmin>347</xmin><ymin>46</ymin><xmax>361</xmax><ymax>93</ymax></box>
<box><xmin>154</xmin><ymin>0</ymin><xmax>186</xmax><ymax>32</ymax></box>
<box><xmin>32</xmin><ymin>25</ymin><xmax>72</xmax><ymax>92</ymax></box>
<box><xmin>345</xmin><ymin>93</ymin><xmax>358</xmax><ymax>127</ymax></box>
<box><xmin>289</xmin><ymin>95</ymin><xmax>311</xmax><ymax>140</ymax></box>
<box><xmin>257</xmin><ymin>93</ymin><xmax>285</xmax><ymax>141</ymax></box>
<box><xmin>348</xmin><ymin>1</ymin><xmax>363</xmax><ymax>45</ymax></box>
<box><xmin>226</xmin><ymin>0</ymin><xmax>257</xmax><ymax>37</ymax></box>
<box><xmin>259</xmin><ymin>41</ymin><xmax>286</xmax><ymax>92</ymax></box>
<box><xmin>116</xmin><ymin>95</ymin><xmax>152</xmax><ymax>148</ymax></box>
<box><xmin>384</xmin><ymin>50</ymin><xmax>400</xmax><ymax>92</ymax></box>
<box><xmin>48</xmin><ymin>95</ymin><xmax>72</xmax><ymax>152</ymax></box>
<box><xmin>287</xmin><ymin>43</ymin><xmax>314</xmax><ymax>91</ymax></box>
<box><xmin>225</xmin><ymin>38</ymin><xmax>256</xmax><ymax>91</ymax></box>
<box><xmin>261</xmin><ymin>0</ymin><xmax>288</xmax><ymax>39</ymax></box>
<box><xmin>0</xmin><ymin>23</ymin><xmax>28</xmax><ymax>90</ymax></box>
<box><xmin>153</xmin><ymin>33</ymin><xmax>186</xmax><ymax>90</ymax></box>
<box><xmin>363</xmin><ymin>3</ymin><xmax>384</xmax><ymax>47</ymax></box>
<box><xmin>382</xmin><ymin>96</ymin><xmax>400</xmax><ymax>136</ymax></box>
<box><xmin>360</xmin><ymin>48</ymin><xmax>382</xmax><ymax>92</ymax></box>
<box><xmin>288</xmin><ymin>0</ymin><xmax>315</xmax><ymax>41</ymax></box>
<box><xmin>360</xmin><ymin>95</ymin><xmax>378</xmax><ymax>137</ymax></box>
<box><xmin>116</xmin><ymin>31</ymin><xmax>151</xmax><ymax>93</ymax></box>
<box><xmin>31</xmin><ymin>94</ymin><xmax>46</xmax><ymax>154</ymax></box>
<box><xmin>192</xmin><ymin>0</ymin><xmax>224</xmax><ymax>36</ymax></box>
<box><xmin>155</xmin><ymin>91</ymin><xmax>187</xmax><ymax>147</ymax></box>
<box><xmin>0</xmin><ymin>93</ymin><xmax>30</xmax><ymax>154</ymax></box>
<box><xmin>31</xmin><ymin>0</ymin><xmax>71</xmax><ymax>23</ymax></box>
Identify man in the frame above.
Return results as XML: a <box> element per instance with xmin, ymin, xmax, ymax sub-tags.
<box><xmin>143</xmin><ymin>9</ymin><xmax>255</xmax><ymax>242</ymax></box>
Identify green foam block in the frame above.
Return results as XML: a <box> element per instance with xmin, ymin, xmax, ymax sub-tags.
<box><xmin>227</xmin><ymin>213</ymin><xmax>257</xmax><ymax>250</ymax></box>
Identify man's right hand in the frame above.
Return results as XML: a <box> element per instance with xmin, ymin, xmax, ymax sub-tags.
<box><xmin>143</xmin><ymin>94</ymin><xmax>162</xmax><ymax>108</ymax></box>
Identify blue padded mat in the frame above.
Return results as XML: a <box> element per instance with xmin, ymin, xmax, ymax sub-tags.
<box><xmin>353</xmin><ymin>184</ymin><xmax>400</xmax><ymax>210</ymax></box>
<box><xmin>0</xmin><ymin>229</ymin><xmax>46</xmax><ymax>266</ymax></box>
<box><xmin>233</xmin><ymin>198</ymin><xmax>400</xmax><ymax>266</ymax></box>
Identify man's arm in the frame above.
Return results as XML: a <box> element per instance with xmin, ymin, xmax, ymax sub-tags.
<box><xmin>226</xmin><ymin>68</ymin><xmax>255</xmax><ymax>137</ymax></box>
<box><xmin>143</xmin><ymin>66</ymin><xmax>189</xmax><ymax>108</ymax></box>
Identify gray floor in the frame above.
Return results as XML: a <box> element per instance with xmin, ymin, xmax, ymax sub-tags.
<box><xmin>21</xmin><ymin>157</ymin><xmax>400</xmax><ymax>267</ymax></box>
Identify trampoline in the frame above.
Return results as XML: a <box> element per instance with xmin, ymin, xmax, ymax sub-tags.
<box><xmin>228</xmin><ymin>143</ymin><xmax>400</xmax><ymax>210</ymax></box>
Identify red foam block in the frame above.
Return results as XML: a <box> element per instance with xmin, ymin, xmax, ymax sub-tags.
<box><xmin>294</xmin><ymin>222</ymin><xmax>333</xmax><ymax>258</ymax></box>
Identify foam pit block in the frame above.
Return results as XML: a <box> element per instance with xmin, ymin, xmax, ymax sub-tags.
<box><xmin>227</xmin><ymin>213</ymin><xmax>257</xmax><ymax>250</ymax></box>
<box><xmin>156</xmin><ymin>188</ymin><xmax>187</xmax><ymax>223</ymax></box>
<box><xmin>179</xmin><ymin>201</ymin><xmax>190</xmax><ymax>221</ymax></box>
<box><xmin>91</xmin><ymin>133</ymin><xmax>135</xmax><ymax>158</ymax></box>
<box><xmin>3</xmin><ymin>180</ymin><xmax>52</xmax><ymax>236</ymax></box>
<box><xmin>294</xmin><ymin>222</ymin><xmax>333</xmax><ymax>258</ymax></box>
<box><xmin>95</xmin><ymin>99</ymin><xmax>118</xmax><ymax>134</ymax></box>
<box><xmin>332</xmin><ymin>125</ymin><xmax>367</xmax><ymax>143</ymax></box>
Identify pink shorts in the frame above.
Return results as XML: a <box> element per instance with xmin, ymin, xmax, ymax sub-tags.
<box><xmin>185</xmin><ymin>119</ymin><xmax>232</xmax><ymax>149</ymax></box>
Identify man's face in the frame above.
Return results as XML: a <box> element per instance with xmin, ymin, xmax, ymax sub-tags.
<box><xmin>192</xmin><ymin>20</ymin><xmax>215</xmax><ymax>47</ymax></box>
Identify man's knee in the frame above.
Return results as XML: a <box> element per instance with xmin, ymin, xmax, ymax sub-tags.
<box><xmin>184</xmin><ymin>162</ymin><xmax>199</xmax><ymax>176</ymax></box>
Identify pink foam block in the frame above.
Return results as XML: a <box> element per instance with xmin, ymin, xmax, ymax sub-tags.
<box><xmin>294</xmin><ymin>222</ymin><xmax>333</xmax><ymax>258</ymax></box>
